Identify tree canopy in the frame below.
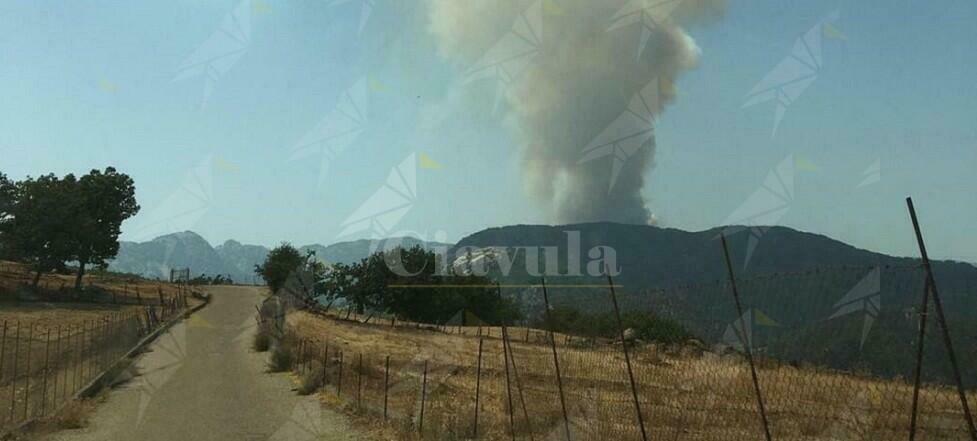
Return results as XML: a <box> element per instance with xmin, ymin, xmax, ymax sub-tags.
<box><xmin>0</xmin><ymin>168</ymin><xmax>139</xmax><ymax>288</ymax></box>
<box><xmin>72</xmin><ymin>167</ymin><xmax>140</xmax><ymax>288</ymax></box>
<box><xmin>322</xmin><ymin>245</ymin><xmax>520</xmax><ymax>325</ymax></box>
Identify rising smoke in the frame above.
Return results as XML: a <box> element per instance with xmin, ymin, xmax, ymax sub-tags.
<box><xmin>428</xmin><ymin>0</ymin><xmax>725</xmax><ymax>224</ymax></box>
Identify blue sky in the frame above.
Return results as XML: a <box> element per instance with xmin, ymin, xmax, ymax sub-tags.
<box><xmin>1</xmin><ymin>0</ymin><xmax>974</xmax><ymax>263</ymax></box>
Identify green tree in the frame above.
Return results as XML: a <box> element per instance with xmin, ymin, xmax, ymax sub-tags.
<box><xmin>0</xmin><ymin>172</ymin><xmax>16</xmax><ymax>258</ymax></box>
<box><xmin>325</xmin><ymin>245</ymin><xmax>520</xmax><ymax>325</ymax></box>
<box><xmin>72</xmin><ymin>168</ymin><xmax>140</xmax><ymax>289</ymax></box>
<box><xmin>255</xmin><ymin>243</ymin><xmax>306</xmax><ymax>294</ymax></box>
<box><xmin>3</xmin><ymin>174</ymin><xmax>79</xmax><ymax>287</ymax></box>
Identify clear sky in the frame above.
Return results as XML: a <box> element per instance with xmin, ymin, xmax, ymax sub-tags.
<box><xmin>1</xmin><ymin>0</ymin><xmax>974</xmax><ymax>263</ymax></box>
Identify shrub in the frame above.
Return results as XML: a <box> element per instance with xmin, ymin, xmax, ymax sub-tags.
<box><xmin>298</xmin><ymin>363</ymin><xmax>325</xmax><ymax>395</ymax></box>
<box><xmin>268</xmin><ymin>342</ymin><xmax>294</xmax><ymax>372</ymax></box>
<box><xmin>253</xmin><ymin>330</ymin><xmax>271</xmax><ymax>352</ymax></box>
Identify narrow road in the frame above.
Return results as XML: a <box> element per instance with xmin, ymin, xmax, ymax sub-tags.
<box><xmin>45</xmin><ymin>286</ymin><xmax>365</xmax><ymax>441</ymax></box>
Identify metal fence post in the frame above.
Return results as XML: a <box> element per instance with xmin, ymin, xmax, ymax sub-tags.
<box><xmin>41</xmin><ymin>329</ymin><xmax>51</xmax><ymax>417</ymax></box>
<box><xmin>502</xmin><ymin>334</ymin><xmax>515</xmax><ymax>441</ymax></box>
<box><xmin>57</xmin><ymin>325</ymin><xmax>63</xmax><ymax>402</ymax></box>
<box><xmin>606</xmin><ymin>272</ymin><xmax>648</xmax><ymax>441</ymax></box>
<box><xmin>22</xmin><ymin>324</ymin><xmax>33</xmax><ymax>420</ymax></box>
<box><xmin>906</xmin><ymin>197</ymin><xmax>977</xmax><ymax>440</ymax></box>
<box><xmin>909</xmin><ymin>278</ymin><xmax>932</xmax><ymax>441</ymax></box>
<box><xmin>357</xmin><ymin>353</ymin><xmax>363</xmax><ymax>408</ymax></box>
<box><xmin>384</xmin><ymin>355</ymin><xmax>390</xmax><ymax>421</ymax></box>
<box><xmin>321</xmin><ymin>344</ymin><xmax>329</xmax><ymax>385</ymax></box>
<box><xmin>419</xmin><ymin>360</ymin><xmax>428</xmax><ymax>435</ymax></box>
<box><xmin>502</xmin><ymin>320</ymin><xmax>535</xmax><ymax>441</ymax></box>
<box><xmin>0</xmin><ymin>321</ymin><xmax>7</xmax><ymax>384</ymax></box>
<box><xmin>473</xmin><ymin>338</ymin><xmax>483</xmax><ymax>438</ymax></box>
<box><xmin>337</xmin><ymin>351</ymin><xmax>344</xmax><ymax>396</ymax></box>
<box><xmin>8</xmin><ymin>322</ymin><xmax>20</xmax><ymax>423</ymax></box>
<box><xmin>720</xmin><ymin>234</ymin><xmax>773</xmax><ymax>441</ymax></box>
<box><xmin>541</xmin><ymin>278</ymin><xmax>572</xmax><ymax>441</ymax></box>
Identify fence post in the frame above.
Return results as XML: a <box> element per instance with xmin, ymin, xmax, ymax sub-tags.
<box><xmin>419</xmin><ymin>360</ymin><xmax>428</xmax><ymax>435</ymax></box>
<box><xmin>502</xmin><ymin>319</ymin><xmax>535</xmax><ymax>441</ymax></box>
<box><xmin>337</xmin><ymin>351</ymin><xmax>344</xmax><ymax>396</ymax></box>
<box><xmin>541</xmin><ymin>278</ymin><xmax>572</xmax><ymax>441</ymax></box>
<box><xmin>23</xmin><ymin>324</ymin><xmax>33</xmax><ymax>420</ymax></box>
<box><xmin>906</xmin><ymin>197</ymin><xmax>977</xmax><ymax>440</ymax></box>
<box><xmin>473</xmin><ymin>338</ymin><xmax>483</xmax><ymax>438</ymax></box>
<box><xmin>909</xmin><ymin>278</ymin><xmax>932</xmax><ymax>441</ymax></box>
<box><xmin>0</xmin><ymin>321</ymin><xmax>6</xmax><ymax>384</ymax></box>
<box><xmin>57</xmin><ymin>325</ymin><xmax>63</xmax><ymax>402</ymax></box>
<box><xmin>606</xmin><ymin>271</ymin><xmax>648</xmax><ymax>441</ymax></box>
<box><xmin>384</xmin><ymin>355</ymin><xmax>390</xmax><ymax>421</ymax></box>
<box><xmin>720</xmin><ymin>234</ymin><xmax>773</xmax><ymax>441</ymax></box>
<box><xmin>321</xmin><ymin>344</ymin><xmax>329</xmax><ymax>386</ymax></box>
<box><xmin>72</xmin><ymin>325</ymin><xmax>78</xmax><ymax>395</ymax></box>
<box><xmin>41</xmin><ymin>329</ymin><xmax>51</xmax><ymax>417</ymax></box>
<box><xmin>357</xmin><ymin>353</ymin><xmax>363</xmax><ymax>408</ymax></box>
<box><xmin>502</xmin><ymin>336</ymin><xmax>516</xmax><ymax>441</ymax></box>
<box><xmin>9</xmin><ymin>322</ymin><xmax>20</xmax><ymax>423</ymax></box>
<box><xmin>84</xmin><ymin>321</ymin><xmax>91</xmax><ymax>384</ymax></box>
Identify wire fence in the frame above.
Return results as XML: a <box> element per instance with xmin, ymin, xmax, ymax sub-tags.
<box><xmin>264</xmin><ymin>259</ymin><xmax>977</xmax><ymax>441</ymax></box>
<box><xmin>0</xmin><ymin>293</ymin><xmax>192</xmax><ymax>434</ymax></box>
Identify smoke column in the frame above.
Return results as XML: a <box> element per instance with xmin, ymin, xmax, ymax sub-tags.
<box><xmin>428</xmin><ymin>0</ymin><xmax>725</xmax><ymax>224</ymax></box>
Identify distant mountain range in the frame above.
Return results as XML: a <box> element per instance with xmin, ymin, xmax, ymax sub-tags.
<box><xmin>109</xmin><ymin>232</ymin><xmax>451</xmax><ymax>283</ymax></box>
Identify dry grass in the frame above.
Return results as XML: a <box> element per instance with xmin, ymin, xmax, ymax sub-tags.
<box><xmin>287</xmin><ymin>310</ymin><xmax>977</xmax><ymax>441</ymax></box>
<box><xmin>49</xmin><ymin>398</ymin><xmax>97</xmax><ymax>430</ymax></box>
<box><xmin>0</xmin><ymin>260</ymin><xmax>188</xmax><ymax>307</ymax></box>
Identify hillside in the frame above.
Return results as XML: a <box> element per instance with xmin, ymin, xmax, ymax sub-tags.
<box><xmin>448</xmin><ymin>222</ymin><xmax>977</xmax><ymax>386</ymax></box>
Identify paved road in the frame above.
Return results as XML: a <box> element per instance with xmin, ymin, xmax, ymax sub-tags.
<box><xmin>45</xmin><ymin>286</ymin><xmax>365</xmax><ymax>441</ymax></box>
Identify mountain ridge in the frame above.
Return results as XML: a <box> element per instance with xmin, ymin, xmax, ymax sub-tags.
<box><xmin>109</xmin><ymin>232</ymin><xmax>453</xmax><ymax>282</ymax></box>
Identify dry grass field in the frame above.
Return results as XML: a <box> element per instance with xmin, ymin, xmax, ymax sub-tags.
<box><xmin>285</xmin><ymin>310</ymin><xmax>977</xmax><ymax>441</ymax></box>
<box><xmin>0</xmin><ymin>260</ymin><xmax>197</xmax><ymax>434</ymax></box>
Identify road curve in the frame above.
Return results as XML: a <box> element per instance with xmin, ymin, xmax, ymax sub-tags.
<box><xmin>44</xmin><ymin>285</ymin><xmax>365</xmax><ymax>441</ymax></box>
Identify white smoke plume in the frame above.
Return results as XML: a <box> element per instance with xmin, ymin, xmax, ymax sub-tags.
<box><xmin>428</xmin><ymin>0</ymin><xmax>725</xmax><ymax>224</ymax></box>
